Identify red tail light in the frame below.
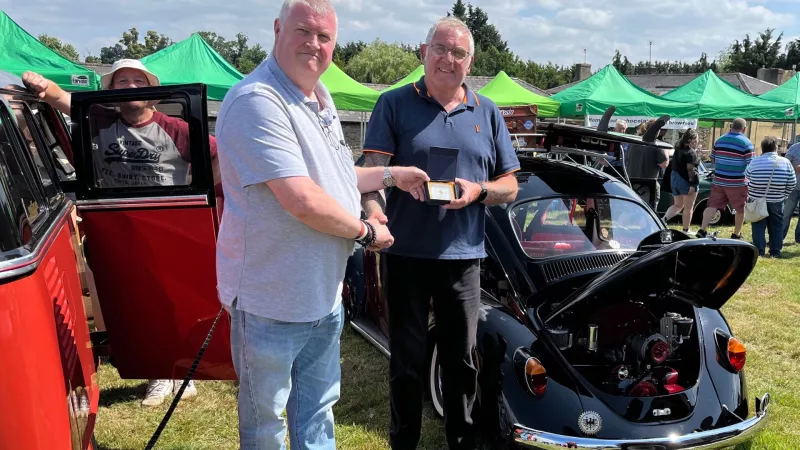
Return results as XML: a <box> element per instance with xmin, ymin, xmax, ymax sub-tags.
<box><xmin>524</xmin><ymin>357</ymin><xmax>548</xmax><ymax>396</ymax></box>
<box><xmin>727</xmin><ymin>337</ymin><xmax>747</xmax><ymax>372</ymax></box>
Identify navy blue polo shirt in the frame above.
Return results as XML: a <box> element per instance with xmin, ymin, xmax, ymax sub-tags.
<box><xmin>363</xmin><ymin>77</ymin><xmax>520</xmax><ymax>260</ymax></box>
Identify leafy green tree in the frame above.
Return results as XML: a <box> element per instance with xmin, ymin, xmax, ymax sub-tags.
<box><xmin>345</xmin><ymin>39</ymin><xmax>420</xmax><ymax>83</ymax></box>
<box><xmin>38</xmin><ymin>34</ymin><xmax>79</xmax><ymax>62</ymax></box>
<box><xmin>84</xmin><ymin>55</ymin><xmax>102</xmax><ymax>64</ymax></box>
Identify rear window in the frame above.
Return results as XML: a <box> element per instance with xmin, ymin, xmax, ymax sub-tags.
<box><xmin>509</xmin><ymin>197</ymin><xmax>661</xmax><ymax>259</ymax></box>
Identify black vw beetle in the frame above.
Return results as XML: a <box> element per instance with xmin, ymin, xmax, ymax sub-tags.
<box><xmin>342</xmin><ymin>120</ymin><xmax>769</xmax><ymax>449</ymax></box>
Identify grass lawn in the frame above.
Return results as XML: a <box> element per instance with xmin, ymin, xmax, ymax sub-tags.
<box><xmin>93</xmin><ymin>219</ymin><xmax>800</xmax><ymax>450</ymax></box>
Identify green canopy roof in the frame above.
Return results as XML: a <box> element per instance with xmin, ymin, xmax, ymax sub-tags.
<box><xmin>139</xmin><ymin>33</ymin><xmax>244</xmax><ymax>101</ymax></box>
<box><xmin>0</xmin><ymin>10</ymin><xmax>99</xmax><ymax>91</ymax></box>
<box><xmin>319</xmin><ymin>62</ymin><xmax>380</xmax><ymax>111</ymax></box>
<box><xmin>477</xmin><ymin>71</ymin><xmax>560</xmax><ymax>117</ymax></box>
<box><xmin>758</xmin><ymin>72</ymin><xmax>800</xmax><ymax>115</ymax></box>
<box><xmin>553</xmin><ymin>65</ymin><xmax>698</xmax><ymax>118</ymax></box>
<box><xmin>382</xmin><ymin>65</ymin><xmax>424</xmax><ymax>91</ymax></box>
<box><xmin>662</xmin><ymin>70</ymin><xmax>795</xmax><ymax>120</ymax></box>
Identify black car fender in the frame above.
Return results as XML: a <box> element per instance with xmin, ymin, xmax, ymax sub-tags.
<box><xmin>473</xmin><ymin>299</ymin><xmax>586</xmax><ymax>440</ymax></box>
<box><xmin>696</xmin><ymin>306</ymin><xmax>749</xmax><ymax>423</ymax></box>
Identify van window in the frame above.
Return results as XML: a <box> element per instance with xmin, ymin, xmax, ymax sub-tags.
<box><xmin>12</xmin><ymin>102</ymin><xmax>60</xmax><ymax>203</ymax></box>
<box><xmin>88</xmin><ymin>100</ymin><xmax>192</xmax><ymax>188</ymax></box>
<box><xmin>29</xmin><ymin>102</ymin><xmax>76</xmax><ymax>182</ymax></box>
<box><xmin>0</xmin><ymin>106</ymin><xmax>44</xmax><ymax>244</ymax></box>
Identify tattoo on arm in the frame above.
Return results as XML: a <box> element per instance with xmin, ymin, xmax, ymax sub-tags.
<box><xmin>483</xmin><ymin>174</ymin><xmax>518</xmax><ymax>205</ymax></box>
<box><xmin>360</xmin><ymin>152</ymin><xmax>392</xmax><ymax>214</ymax></box>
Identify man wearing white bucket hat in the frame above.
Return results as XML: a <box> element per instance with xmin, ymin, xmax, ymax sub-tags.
<box><xmin>22</xmin><ymin>58</ymin><xmax>219</xmax><ymax>190</ymax></box>
<box><xmin>23</xmin><ymin>59</ymin><xmax>217</xmax><ymax>405</ymax></box>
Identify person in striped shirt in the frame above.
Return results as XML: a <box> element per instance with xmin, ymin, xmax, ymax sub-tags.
<box><xmin>744</xmin><ymin>136</ymin><xmax>797</xmax><ymax>257</ymax></box>
<box><xmin>697</xmin><ymin>118</ymin><xmax>754</xmax><ymax>239</ymax></box>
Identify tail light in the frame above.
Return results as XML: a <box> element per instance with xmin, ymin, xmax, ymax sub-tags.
<box><xmin>524</xmin><ymin>357</ymin><xmax>548</xmax><ymax>396</ymax></box>
<box><xmin>727</xmin><ymin>337</ymin><xmax>747</xmax><ymax>372</ymax></box>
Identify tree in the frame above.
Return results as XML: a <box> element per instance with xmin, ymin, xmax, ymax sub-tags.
<box><xmin>725</xmin><ymin>28</ymin><xmax>783</xmax><ymax>76</ymax></box>
<box><xmin>99</xmin><ymin>43</ymin><xmax>125</xmax><ymax>64</ymax></box>
<box><xmin>196</xmin><ymin>31</ymin><xmax>267</xmax><ymax>73</ymax></box>
<box><xmin>464</xmin><ymin>4</ymin><xmax>508</xmax><ymax>53</ymax></box>
<box><xmin>98</xmin><ymin>28</ymin><xmax>173</xmax><ymax>63</ymax></box>
<box><xmin>334</xmin><ymin>41</ymin><xmax>367</xmax><ymax>68</ymax></box>
<box><xmin>84</xmin><ymin>55</ymin><xmax>102</xmax><ymax>64</ymax></box>
<box><xmin>38</xmin><ymin>34</ymin><xmax>79</xmax><ymax>62</ymax></box>
<box><xmin>345</xmin><ymin>39</ymin><xmax>420</xmax><ymax>83</ymax></box>
<box><xmin>449</xmin><ymin>0</ymin><xmax>467</xmax><ymax>21</ymax></box>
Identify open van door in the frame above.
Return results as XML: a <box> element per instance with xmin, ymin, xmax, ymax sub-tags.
<box><xmin>69</xmin><ymin>84</ymin><xmax>235</xmax><ymax>381</ymax></box>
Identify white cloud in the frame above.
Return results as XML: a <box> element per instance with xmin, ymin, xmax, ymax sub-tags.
<box><xmin>2</xmin><ymin>0</ymin><xmax>796</xmax><ymax>80</ymax></box>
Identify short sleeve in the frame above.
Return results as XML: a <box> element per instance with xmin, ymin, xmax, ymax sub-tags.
<box><xmin>362</xmin><ymin>94</ymin><xmax>397</xmax><ymax>156</ymax></box>
<box><xmin>490</xmin><ymin>107</ymin><xmax>520</xmax><ymax>178</ymax></box>
<box><xmin>656</xmin><ymin>147</ymin><xmax>668</xmax><ymax>165</ymax></box>
<box><xmin>216</xmin><ymin>91</ymin><xmax>309</xmax><ymax>188</ymax></box>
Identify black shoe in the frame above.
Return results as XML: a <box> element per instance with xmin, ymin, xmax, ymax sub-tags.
<box><xmin>696</xmin><ymin>229</ymin><xmax>708</xmax><ymax>238</ymax></box>
<box><xmin>731</xmin><ymin>233</ymin><xmax>742</xmax><ymax>240</ymax></box>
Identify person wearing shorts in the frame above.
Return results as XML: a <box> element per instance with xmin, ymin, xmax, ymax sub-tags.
<box><xmin>664</xmin><ymin>129</ymin><xmax>701</xmax><ymax>233</ymax></box>
<box><xmin>697</xmin><ymin>118</ymin><xmax>754</xmax><ymax>239</ymax></box>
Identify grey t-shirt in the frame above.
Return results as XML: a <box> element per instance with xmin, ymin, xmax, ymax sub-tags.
<box><xmin>214</xmin><ymin>57</ymin><xmax>361</xmax><ymax>322</ymax></box>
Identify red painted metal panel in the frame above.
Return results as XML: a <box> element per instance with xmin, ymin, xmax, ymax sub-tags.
<box><xmin>0</xmin><ymin>213</ymin><xmax>99</xmax><ymax>450</ymax></box>
<box><xmin>79</xmin><ymin>205</ymin><xmax>235</xmax><ymax>380</ymax></box>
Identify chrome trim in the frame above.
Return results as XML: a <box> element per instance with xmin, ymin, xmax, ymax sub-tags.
<box><xmin>350</xmin><ymin>321</ymin><xmax>391</xmax><ymax>358</ymax></box>
<box><xmin>76</xmin><ymin>194</ymin><xmax>209</xmax><ymax>210</ymax></box>
<box><xmin>512</xmin><ymin>393</ymin><xmax>769</xmax><ymax>450</ymax></box>
<box><xmin>0</xmin><ymin>202</ymin><xmax>72</xmax><ymax>280</ymax></box>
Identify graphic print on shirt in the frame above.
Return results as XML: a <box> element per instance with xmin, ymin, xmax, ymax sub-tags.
<box><xmin>92</xmin><ymin>119</ymin><xmax>189</xmax><ymax>188</ymax></box>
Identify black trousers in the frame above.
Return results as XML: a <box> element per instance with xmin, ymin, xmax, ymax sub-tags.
<box><xmin>385</xmin><ymin>254</ymin><xmax>480</xmax><ymax>450</ymax></box>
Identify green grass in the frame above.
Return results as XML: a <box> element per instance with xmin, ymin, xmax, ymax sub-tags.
<box><xmin>93</xmin><ymin>219</ymin><xmax>800</xmax><ymax>449</ymax></box>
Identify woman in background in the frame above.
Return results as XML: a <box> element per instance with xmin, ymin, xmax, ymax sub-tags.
<box><xmin>663</xmin><ymin>129</ymin><xmax>701</xmax><ymax>233</ymax></box>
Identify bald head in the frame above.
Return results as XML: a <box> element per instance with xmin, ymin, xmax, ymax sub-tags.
<box><xmin>731</xmin><ymin>118</ymin><xmax>747</xmax><ymax>132</ymax></box>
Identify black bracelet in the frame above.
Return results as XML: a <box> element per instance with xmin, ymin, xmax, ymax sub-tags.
<box><xmin>356</xmin><ymin>220</ymin><xmax>376</xmax><ymax>247</ymax></box>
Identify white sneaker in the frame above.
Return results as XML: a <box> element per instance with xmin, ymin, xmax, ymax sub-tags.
<box><xmin>173</xmin><ymin>379</ymin><xmax>197</xmax><ymax>400</ymax></box>
<box><xmin>141</xmin><ymin>379</ymin><xmax>173</xmax><ymax>407</ymax></box>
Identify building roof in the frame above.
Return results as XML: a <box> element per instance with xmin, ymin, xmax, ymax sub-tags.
<box><xmin>546</xmin><ymin>71</ymin><xmax>778</xmax><ymax>96</ymax></box>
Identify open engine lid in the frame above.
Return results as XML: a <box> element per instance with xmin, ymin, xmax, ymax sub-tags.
<box><xmin>543</xmin><ymin>232</ymin><xmax>759</xmax><ymax>323</ymax></box>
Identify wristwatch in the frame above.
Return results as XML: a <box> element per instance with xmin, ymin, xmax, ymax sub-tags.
<box><xmin>477</xmin><ymin>183</ymin><xmax>488</xmax><ymax>203</ymax></box>
<box><xmin>382</xmin><ymin>167</ymin><xmax>395</xmax><ymax>188</ymax></box>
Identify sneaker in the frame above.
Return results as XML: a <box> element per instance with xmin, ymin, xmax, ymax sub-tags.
<box><xmin>695</xmin><ymin>229</ymin><xmax>708</xmax><ymax>238</ymax></box>
<box><xmin>141</xmin><ymin>379</ymin><xmax>173</xmax><ymax>407</ymax></box>
<box><xmin>731</xmin><ymin>233</ymin><xmax>742</xmax><ymax>240</ymax></box>
<box><xmin>682</xmin><ymin>228</ymin><xmax>696</xmax><ymax>236</ymax></box>
<box><xmin>173</xmin><ymin>379</ymin><xmax>198</xmax><ymax>400</ymax></box>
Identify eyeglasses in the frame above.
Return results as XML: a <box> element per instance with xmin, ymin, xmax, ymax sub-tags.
<box><xmin>429</xmin><ymin>44</ymin><xmax>470</xmax><ymax>62</ymax></box>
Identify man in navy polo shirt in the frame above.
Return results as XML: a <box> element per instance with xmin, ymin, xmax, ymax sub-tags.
<box><xmin>361</xmin><ymin>16</ymin><xmax>520</xmax><ymax>450</ymax></box>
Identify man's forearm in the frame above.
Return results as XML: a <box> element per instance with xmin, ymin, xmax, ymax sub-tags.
<box><xmin>268</xmin><ymin>177</ymin><xmax>363</xmax><ymax>239</ymax></box>
<box><xmin>354</xmin><ymin>166</ymin><xmax>386</xmax><ymax>193</ymax></box>
<box><xmin>482</xmin><ymin>173</ymin><xmax>519</xmax><ymax>205</ymax></box>
<box><xmin>359</xmin><ymin>151</ymin><xmax>391</xmax><ymax>216</ymax></box>
<box><xmin>43</xmin><ymin>82</ymin><xmax>71</xmax><ymax>115</ymax></box>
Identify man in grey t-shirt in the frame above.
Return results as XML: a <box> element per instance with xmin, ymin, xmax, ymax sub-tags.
<box><xmin>214</xmin><ymin>1</ymin><xmax>429</xmax><ymax>448</ymax></box>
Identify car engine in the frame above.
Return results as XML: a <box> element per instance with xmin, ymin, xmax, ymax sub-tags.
<box><xmin>546</xmin><ymin>300</ymin><xmax>699</xmax><ymax>397</ymax></box>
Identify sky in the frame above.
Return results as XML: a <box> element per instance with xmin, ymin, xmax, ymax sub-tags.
<box><xmin>2</xmin><ymin>0</ymin><xmax>799</xmax><ymax>73</ymax></box>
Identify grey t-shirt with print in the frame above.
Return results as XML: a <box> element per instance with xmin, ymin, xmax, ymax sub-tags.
<box><xmin>214</xmin><ymin>56</ymin><xmax>361</xmax><ymax>323</ymax></box>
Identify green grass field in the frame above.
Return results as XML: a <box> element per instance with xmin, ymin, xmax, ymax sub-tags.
<box><xmin>93</xmin><ymin>220</ymin><xmax>800</xmax><ymax>450</ymax></box>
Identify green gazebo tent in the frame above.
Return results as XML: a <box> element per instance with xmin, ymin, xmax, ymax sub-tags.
<box><xmin>382</xmin><ymin>65</ymin><xmax>425</xmax><ymax>91</ymax></box>
<box><xmin>553</xmin><ymin>65</ymin><xmax>698</xmax><ymax>119</ymax></box>
<box><xmin>662</xmin><ymin>70</ymin><xmax>796</xmax><ymax>120</ymax></box>
<box><xmin>759</xmin><ymin>72</ymin><xmax>800</xmax><ymax>113</ymax></box>
<box><xmin>320</xmin><ymin>62</ymin><xmax>380</xmax><ymax>111</ymax></box>
<box><xmin>0</xmin><ymin>10</ymin><xmax>99</xmax><ymax>91</ymax></box>
<box><xmin>139</xmin><ymin>33</ymin><xmax>244</xmax><ymax>101</ymax></box>
<box><xmin>477</xmin><ymin>71</ymin><xmax>560</xmax><ymax>117</ymax></box>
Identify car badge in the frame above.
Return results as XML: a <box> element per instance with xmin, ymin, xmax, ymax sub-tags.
<box><xmin>660</xmin><ymin>230</ymin><xmax>673</xmax><ymax>244</ymax></box>
<box><xmin>578</xmin><ymin>411</ymin><xmax>602</xmax><ymax>436</ymax></box>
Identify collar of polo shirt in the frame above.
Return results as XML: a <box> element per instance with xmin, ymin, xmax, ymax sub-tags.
<box><xmin>412</xmin><ymin>76</ymin><xmax>481</xmax><ymax>108</ymax></box>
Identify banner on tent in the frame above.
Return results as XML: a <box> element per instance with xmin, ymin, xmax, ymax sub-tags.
<box><xmin>587</xmin><ymin>115</ymin><xmax>698</xmax><ymax>130</ymax></box>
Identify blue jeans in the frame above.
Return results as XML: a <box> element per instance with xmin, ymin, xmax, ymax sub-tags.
<box><xmin>782</xmin><ymin>189</ymin><xmax>800</xmax><ymax>242</ymax></box>
<box><xmin>751</xmin><ymin>200</ymin><xmax>786</xmax><ymax>256</ymax></box>
<box><xmin>228</xmin><ymin>302</ymin><xmax>344</xmax><ymax>450</ymax></box>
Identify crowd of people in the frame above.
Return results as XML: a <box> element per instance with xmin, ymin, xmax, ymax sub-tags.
<box><xmin>624</xmin><ymin>115</ymin><xmax>799</xmax><ymax>257</ymax></box>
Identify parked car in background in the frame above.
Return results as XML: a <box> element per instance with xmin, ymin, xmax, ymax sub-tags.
<box><xmin>344</xmin><ymin>122</ymin><xmax>769</xmax><ymax>449</ymax></box>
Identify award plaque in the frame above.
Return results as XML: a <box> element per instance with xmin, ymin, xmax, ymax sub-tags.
<box><xmin>424</xmin><ymin>146</ymin><xmax>461</xmax><ymax>205</ymax></box>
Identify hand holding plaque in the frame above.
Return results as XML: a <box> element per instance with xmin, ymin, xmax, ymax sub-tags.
<box><xmin>424</xmin><ymin>146</ymin><xmax>461</xmax><ymax>205</ymax></box>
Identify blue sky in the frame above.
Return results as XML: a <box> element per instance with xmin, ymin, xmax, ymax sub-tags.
<box><xmin>2</xmin><ymin>0</ymin><xmax>799</xmax><ymax>73</ymax></box>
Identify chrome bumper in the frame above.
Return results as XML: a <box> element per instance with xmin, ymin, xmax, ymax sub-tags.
<box><xmin>513</xmin><ymin>393</ymin><xmax>770</xmax><ymax>450</ymax></box>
